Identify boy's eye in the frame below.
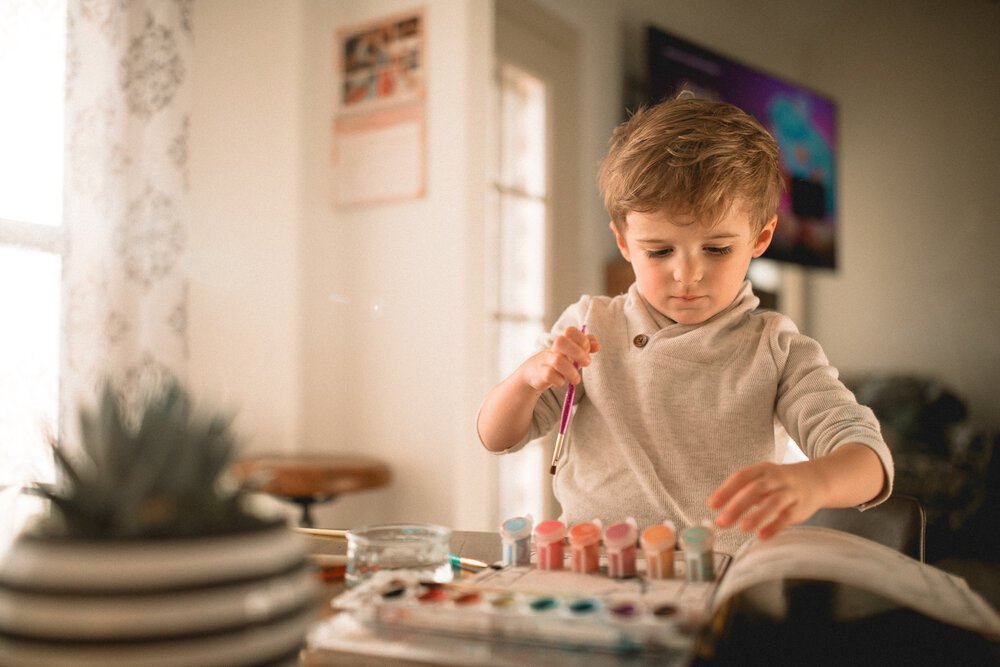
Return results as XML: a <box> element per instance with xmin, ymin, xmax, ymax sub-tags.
<box><xmin>644</xmin><ymin>246</ymin><xmax>733</xmax><ymax>258</ymax></box>
<box><xmin>705</xmin><ymin>246</ymin><xmax>733</xmax><ymax>255</ymax></box>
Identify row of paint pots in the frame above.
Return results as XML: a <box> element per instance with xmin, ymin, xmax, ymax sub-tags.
<box><xmin>499</xmin><ymin>516</ymin><xmax>715</xmax><ymax>582</ymax></box>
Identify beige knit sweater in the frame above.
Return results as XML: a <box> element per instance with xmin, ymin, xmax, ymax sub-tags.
<box><xmin>501</xmin><ymin>281</ymin><xmax>894</xmax><ymax>556</ymax></box>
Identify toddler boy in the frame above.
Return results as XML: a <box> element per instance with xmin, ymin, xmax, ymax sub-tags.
<box><xmin>477</xmin><ymin>94</ymin><xmax>893</xmax><ymax>555</ymax></box>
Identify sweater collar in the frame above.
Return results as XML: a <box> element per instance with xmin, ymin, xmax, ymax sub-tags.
<box><xmin>630</xmin><ymin>279</ymin><xmax>759</xmax><ymax>331</ymax></box>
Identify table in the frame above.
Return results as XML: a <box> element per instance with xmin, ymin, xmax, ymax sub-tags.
<box><xmin>299</xmin><ymin>531</ymin><xmax>716</xmax><ymax>666</ymax></box>
<box><xmin>298</xmin><ymin>530</ymin><xmax>1000</xmax><ymax>666</ymax></box>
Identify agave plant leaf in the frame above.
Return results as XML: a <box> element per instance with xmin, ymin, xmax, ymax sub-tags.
<box><xmin>40</xmin><ymin>446</ymin><xmax>101</xmax><ymax>531</ymax></box>
<box><xmin>188</xmin><ymin>416</ymin><xmax>238</xmax><ymax>493</ymax></box>
<box><xmin>130</xmin><ymin>399</ymin><xmax>188</xmax><ymax>494</ymax></box>
<box><xmin>79</xmin><ymin>386</ymin><xmax>129</xmax><ymax>482</ymax></box>
<box><xmin>45</xmin><ymin>438</ymin><xmax>84</xmax><ymax>496</ymax></box>
<box><xmin>82</xmin><ymin>387</ymin><xmax>161</xmax><ymax>535</ymax></box>
<box><xmin>35</xmin><ymin>378</ymin><xmax>261</xmax><ymax>539</ymax></box>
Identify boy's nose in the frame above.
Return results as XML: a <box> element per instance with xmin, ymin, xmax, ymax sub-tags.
<box><xmin>673</xmin><ymin>256</ymin><xmax>702</xmax><ymax>284</ymax></box>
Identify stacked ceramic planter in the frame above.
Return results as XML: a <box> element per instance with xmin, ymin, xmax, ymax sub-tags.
<box><xmin>0</xmin><ymin>521</ymin><xmax>316</xmax><ymax>667</ymax></box>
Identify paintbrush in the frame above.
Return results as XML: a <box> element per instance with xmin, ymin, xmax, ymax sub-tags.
<box><xmin>550</xmin><ymin>324</ymin><xmax>586</xmax><ymax>475</ymax></box>
<box><xmin>295</xmin><ymin>527</ymin><xmax>348</xmax><ymax>540</ymax></box>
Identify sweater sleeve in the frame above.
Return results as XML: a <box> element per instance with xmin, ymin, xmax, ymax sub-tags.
<box><xmin>770</xmin><ymin>316</ymin><xmax>894</xmax><ymax>510</ymax></box>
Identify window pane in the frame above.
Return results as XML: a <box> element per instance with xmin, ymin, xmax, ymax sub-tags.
<box><xmin>498</xmin><ymin>194</ymin><xmax>545</xmax><ymax>319</ymax></box>
<box><xmin>500</xmin><ymin>65</ymin><xmax>546</xmax><ymax>198</ymax></box>
<box><xmin>493</xmin><ymin>64</ymin><xmax>549</xmax><ymax>525</ymax></box>
<box><xmin>0</xmin><ymin>0</ymin><xmax>66</xmax><ymax>226</ymax></box>
<box><xmin>498</xmin><ymin>445</ymin><xmax>544</xmax><ymax>523</ymax></box>
<box><xmin>0</xmin><ymin>246</ymin><xmax>59</xmax><ymax>538</ymax></box>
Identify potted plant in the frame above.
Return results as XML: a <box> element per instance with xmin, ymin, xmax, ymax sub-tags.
<box><xmin>0</xmin><ymin>380</ymin><xmax>317</xmax><ymax>667</ymax></box>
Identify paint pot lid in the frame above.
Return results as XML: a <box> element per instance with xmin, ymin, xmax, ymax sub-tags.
<box><xmin>640</xmin><ymin>523</ymin><xmax>676</xmax><ymax>551</ymax></box>
<box><xmin>568</xmin><ymin>521</ymin><xmax>601</xmax><ymax>546</ymax></box>
<box><xmin>533</xmin><ymin>520</ymin><xmax>566</xmax><ymax>544</ymax></box>
<box><xmin>680</xmin><ymin>525</ymin><xmax>713</xmax><ymax>551</ymax></box>
<box><xmin>500</xmin><ymin>516</ymin><xmax>532</xmax><ymax>540</ymax></box>
<box><xmin>603</xmin><ymin>521</ymin><xmax>638</xmax><ymax>549</ymax></box>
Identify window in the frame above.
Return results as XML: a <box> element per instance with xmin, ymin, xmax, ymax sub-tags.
<box><xmin>490</xmin><ymin>64</ymin><xmax>548</xmax><ymax>523</ymax></box>
<box><xmin>490</xmin><ymin>1</ymin><xmax>580</xmax><ymax>527</ymax></box>
<box><xmin>0</xmin><ymin>0</ymin><xmax>67</xmax><ymax>540</ymax></box>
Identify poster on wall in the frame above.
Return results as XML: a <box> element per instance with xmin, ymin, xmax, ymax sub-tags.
<box><xmin>333</xmin><ymin>9</ymin><xmax>426</xmax><ymax>207</ymax></box>
<box><xmin>647</xmin><ymin>26</ymin><xmax>838</xmax><ymax>269</ymax></box>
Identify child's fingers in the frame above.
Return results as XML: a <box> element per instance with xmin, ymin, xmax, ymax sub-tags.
<box><xmin>561</xmin><ymin>327</ymin><xmax>591</xmax><ymax>354</ymax></box>
<box><xmin>709</xmin><ymin>464</ymin><xmax>781</xmax><ymax>528</ymax></box>
<box><xmin>563</xmin><ymin>327</ymin><xmax>602</xmax><ymax>356</ymax></box>
<box><xmin>534</xmin><ymin>365</ymin><xmax>568</xmax><ymax>389</ymax></box>
<box><xmin>711</xmin><ymin>462</ymin><xmax>821</xmax><ymax>540</ymax></box>
<box><xmin>552</xmin><ymin>330</ymin><xmax>594</xmax><ymax>370</ymax></box>
<box><xmin>707</xmin><ymin>463</ymin><xmax>765</xmax><ymax>511</ymax></box>
<box><xmin>525</xmin><ymin>327</ymin><xmax>599</xmax><ymax>391</ymax></box>
<box><xmin>737</xmin><ymin>491</ymin><xmax>789</xmax><ymax>534</ymax></box>
<box><xmin>755</xmin><ymin>505</ymin><xmax>795</xmax><ymax>540</ymax></box>
<box><xmin>551</xmin><ymin>351</ymin><xmax>583</xmax><ymax>385</ymax></box>
<box><xmin>536</xmin><ymin>349</ymin><xmax>580</xmax><ymax>387</ymax></box>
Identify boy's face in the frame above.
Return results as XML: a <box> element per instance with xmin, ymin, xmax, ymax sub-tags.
<box><xmin>613</xmin><ymin>207</ymin><xmax>776</xmax><ymax>325</ymax></box>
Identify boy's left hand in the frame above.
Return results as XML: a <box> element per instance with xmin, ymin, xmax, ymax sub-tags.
<box><xmin>708</xmin><ymin>444</ymin><xmax>885</xmax><ymax>541</ymax></box>
<box><xmin>707</xmin><ymin>461</ymin><xmax>824</xmax><ymax>541</ymax></box>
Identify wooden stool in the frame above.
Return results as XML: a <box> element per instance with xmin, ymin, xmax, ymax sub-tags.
<box><xmin>233</xmin><ymin>454</ymin><xmax>391</xmax><ymax>527</ymax></box>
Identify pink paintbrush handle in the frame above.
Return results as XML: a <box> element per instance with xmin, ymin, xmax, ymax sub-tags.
<box><xmin>550</xmin><ymin>325</ymin><xmax>586</xmax><ymax>475</ymax></box>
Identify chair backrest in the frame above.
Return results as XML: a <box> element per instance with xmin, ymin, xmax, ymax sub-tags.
<box><xmin>801</xmin><ymin>494</ymin><xmax>926</xmax><ymax>562</ymax></box>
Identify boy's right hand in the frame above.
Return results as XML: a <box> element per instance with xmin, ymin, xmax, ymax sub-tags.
<box><xmin>477</xmin><ymin>326</ymin><xmax>600</xmax><ymax>452</ymax></box>
<box><xmin>520</xmin><ymin>327</ymin><xmax>600</xmax><ymax>392</ymax></box>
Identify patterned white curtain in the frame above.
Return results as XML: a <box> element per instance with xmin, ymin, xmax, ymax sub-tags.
<box><xmin>62</xmin><ymin>0</ymin><xmax>192</xmax><ymax>427</ymax></box>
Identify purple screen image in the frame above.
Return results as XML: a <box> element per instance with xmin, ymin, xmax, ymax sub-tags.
<box><xmin>648</xmin><ymin>26</ymin><xmax>837</xmax><ymax>268</ymax></box>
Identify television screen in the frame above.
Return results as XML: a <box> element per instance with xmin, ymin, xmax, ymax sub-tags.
<box><xmin>647</xmin><ymin>26</ymin><xmax>837</xmax><ymax>268</ymax></box>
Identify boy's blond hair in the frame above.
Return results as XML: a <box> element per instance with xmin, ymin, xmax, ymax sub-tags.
<box><xmin>599</xmin><ymin>94</ymin><xmax>782</xmax><ymax>235</ymax></box>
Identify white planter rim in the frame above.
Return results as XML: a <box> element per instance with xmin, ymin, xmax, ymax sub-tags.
<box><xmin>0</xmin><ymin>520</ymin><xmax>308</xmax><ymax>593</ymax></box>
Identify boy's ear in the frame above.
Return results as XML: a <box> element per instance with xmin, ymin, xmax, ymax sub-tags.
<box><xmin>752</xmin><ymin>214</ymin><xmax>778</xmax><ymax>258</ymax></box>
<box><xmin>610</xmin><ymin>221</ymin><xmax>631</xmax><ymax>262</ymax></box>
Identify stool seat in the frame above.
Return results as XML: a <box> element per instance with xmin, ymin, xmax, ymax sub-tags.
<box><xmin>233</xmin><ymin>454</ymin><xmax>391</xmax><ymax>526</ymax></box>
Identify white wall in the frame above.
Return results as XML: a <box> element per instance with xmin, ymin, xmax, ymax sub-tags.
<box><xmin>807</xmin><ymin>2</ymin><xmax>1000</xmax><ymax>429</ymax></box>
<box><xmin>189</xmin><ymin>0</ymin><xmax>1000</xmax><ymax>535</ymax></box>
<box><xmin>191</xmin><ymin>0</ymin><xmax>496</xmax><ymax>530</ymax></box>
<box><xmin>188</xmin><ymin>0</ymin><xmax>302</xmax><ymax>454</ymax></box>
<box><xmin>297</xmin><ymin>0</ymin><xmax>495</xmax><ymax>531</ymax></box>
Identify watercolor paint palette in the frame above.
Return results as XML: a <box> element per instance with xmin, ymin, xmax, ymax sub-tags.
<box><xmin>332</xmin><ymin>553</ymin><xmax>731</xmax><ymax>656</ymax></box>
